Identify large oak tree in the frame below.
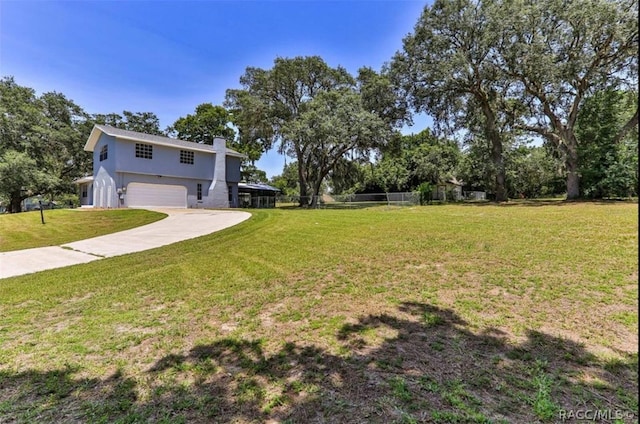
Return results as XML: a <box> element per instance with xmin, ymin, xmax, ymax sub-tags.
<box><xmin>226</xmin><ymin>56</ymin><xmax>393</xmax><ymax>206</ymax></box>
<box><xmin>391</xmin><ymin>0</ymin><xmax>638</xmax><ymax>200</ymax></box>
<box><xmin>282</xmin><ymin>89</ymin><xmax>389</xmax><ymax>206</ymax></box>
<box><xmin>391</xmin><ymin>0</ymin><xmax>511</xmax><ymax>201</ymax></box>
<box><xmin>495</xmin><ymin>0</ymin><xmax>638</xmax><ymax>199</ymax></box>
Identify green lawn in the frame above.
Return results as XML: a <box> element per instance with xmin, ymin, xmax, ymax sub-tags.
<box><xmin>0</xmin><ymin>209</ymin><xmax>166</xmax><ymax>252</ymax></box>
<box><xmin>0</xmin><ymin>203</ymin><xmax>637</xmax><ymax>423</ymax></box>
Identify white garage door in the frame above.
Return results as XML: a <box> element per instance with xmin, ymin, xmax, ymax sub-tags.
<box><xmin>126</xmin><ymin>183</ymin><xmax>187</xmax><ymax>208</ymax></box>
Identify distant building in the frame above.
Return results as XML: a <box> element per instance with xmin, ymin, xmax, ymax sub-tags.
<box><xmin>433</xmin><ymin>178</ymin><xmax>464</xmax><ymax>201</ymax></box>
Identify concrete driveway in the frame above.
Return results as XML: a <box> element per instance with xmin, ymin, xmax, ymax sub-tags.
<box><xmin>0</xmin><ymin>209</ymin><xmax>251</xmax><ymax>279</ymax></box>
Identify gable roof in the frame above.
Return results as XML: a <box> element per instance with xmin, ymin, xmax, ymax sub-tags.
<box><xmin>84</xmin><ymin>125</ymin><xmax>245</xmax><ymax>158</ymax></box>
<box><xmin>73</xmin><ymin>175</ymin><xmax>94</xmax><ymax>184</ymax></box>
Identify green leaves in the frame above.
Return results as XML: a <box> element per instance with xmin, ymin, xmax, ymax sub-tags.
<box><xmin>370</xmin><ymin>130</ymin><xmax>461</xmax><ymax>193</ymax></box>
<box><xmin>576</xmin><ymin>89</ymin><xmax>638</xmax><ymax>198</ymax></box>
<box><xmin>0</xmin><ymin>150</ymin><xmax>57</xmax><ymax>212</ymax></box>
<box><xmin>391</xmin><ymin>0</ymin><xmax>638</xmax><ymax>199</ymax></box>
<box><xmin>92</xmin><ymin>111</ymin><xmax>164</xmax><ymax>135</ymax></box>
<box><xmin>225</xmin><ymin>56</ymin><xmax>398</xmax><ymax>204</ymax></box>
<box><xmin>0</xmin><ymin>77</ymin><xmax>94</xmax><ymax>211</ymax></box>
<box><xmin>168</xmin><ymin>103</ymin><xmax>269</xmax><ymax>179</ymax></box>
<box><xmin>169</xmin><ymin>103</ymin><xmax>235</xmax><ymax>145</ymax></box>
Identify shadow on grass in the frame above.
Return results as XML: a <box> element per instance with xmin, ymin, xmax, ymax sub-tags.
<box><xmin>1</xmin><ymin>303</ymin><xmax>637</xmax><ymax>423</ymax></box>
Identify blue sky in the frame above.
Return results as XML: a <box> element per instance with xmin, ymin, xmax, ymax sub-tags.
<box><xmin>1</xmin><ymin>0</ymin><xmax>431</xmax><ymax>178</ymax></box>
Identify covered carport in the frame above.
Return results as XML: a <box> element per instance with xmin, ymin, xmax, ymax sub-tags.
<box><xmin>237</xmin><ymin>183</ymin><xmax>280</xmax><ymax>208</ymax></box>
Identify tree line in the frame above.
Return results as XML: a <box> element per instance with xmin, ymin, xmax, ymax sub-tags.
<box><xmin>1</xmin><ymin>0</ymin><xmax>637</xmax><ymax>211</ymax></box>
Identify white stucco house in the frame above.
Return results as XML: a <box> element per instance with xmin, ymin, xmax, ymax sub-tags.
<box><xmin>75</xmin><ymin>125</ymin><xmax>245</xmax><ymax>209</ymax></box>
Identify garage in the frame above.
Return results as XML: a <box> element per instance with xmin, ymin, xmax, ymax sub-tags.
<box><xmin>126</xmin><ymin>183</ymin><xmax>187</xmax><ymax>208</ymax></box>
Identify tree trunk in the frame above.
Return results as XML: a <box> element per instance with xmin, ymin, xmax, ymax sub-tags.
<box><xmin>479</xmin><ymin>98</ymin><xmax>508</xmax><ymax>202</ymax></box>
<box><xmin>309</xmin><ymin>177</ymin><xmax>324</xmax><ymax>208</ymax></box>
<box><xmin>566</xmin><ymin>171</ymin><xmax>580</xmax><ymax>200</ymax></box>
<box><xmin>565</xmin><ymin>144</ymin><xmax>580</xmax><ymax>200</ymax></box>
<box><xmin>296</xmin><ymin>148</ymin><xmax>309</xmax><ymax>207</ymax></box>
<box><xmin>562</xmin><ymin>129</ymin><xmax>580</xmax><ymax>200</ymax></box>
<box><xmin>491</xmin><ymin>138</ymin><xmax>507</xmax><ymax>202</ymax></box>
<box><xmin>298</xmin><ymin>175</ymin><xmax>308</xmax><ymax>207</ymax></box>
<box><xmin>10</xmin><ymin>194</ymin><xmax>23</xmax><ymax>213</ymax></box>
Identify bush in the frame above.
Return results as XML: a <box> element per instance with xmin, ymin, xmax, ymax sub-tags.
<box><xmin>418</xmin><ymin>182</ymin><xmax>433</xmax><ymax>205</ymax></box>
<box><xmin>55</xmin><ymin>193</ymin><xmax>80</xmax><ymax>208</ymax></box>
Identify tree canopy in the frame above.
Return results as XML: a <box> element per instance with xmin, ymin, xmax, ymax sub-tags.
<box><xmin>168</xmin><ymin>103</ymin><xmax>234</xmax><ymax>144</ymax></box>
<box><xmin>226</xmin><ymin>56</ymin><xmax>396</xmax><ymax>206</ymax></box>
<box><xmin>495</xmin><ymin>0</ymin><xmax>638</xmax><ymax>198</ymax></box>
<box><xmin>390</xmin><ymin>0</ymin><xmax>511</xmax><ymax>200</ymax></box>
<box><xmin>576</xmin><ymin>89</ymin><xmax>638</xmax><ymax>198</ymax></box>
<box><xmin>93</xmin><ymin>111</ymin><xmax>164</xmax><ymax>135</ymax></box>
<box><xmin>0</xmin><ymin>77</ymin><xmax>92</xmax><ymax>212</ymax></box>
<box><xmin>359</xmin><ymin>130</ymin><xmax>461</xmax><ymax>193</ymax></box>
<box><xmin>3</xmin><ymin>0</ymin><xmax>637</xmax><ymax>210</ymax></box>
<box><xmin>391</xmin><ymin>0</ymin><xmax>638</xmax><ymax>200</ymax></box>
<box><xmin>0</xmin><ymin>77</ymin><xmax>180</xmax><ymax>212</ymax></box>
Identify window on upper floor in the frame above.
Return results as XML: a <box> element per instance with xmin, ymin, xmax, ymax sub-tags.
<box><xmin>180</xmin><ymin>150</ymin><xmax>194</xmax><ymax>165</ymax></box>
<box><xmin>99</xmin><ymin>145</ymin><xmax>108</xmax><ymax>162</ymax></box>
<box><xmin>135</xmin><ymin>143</ymin><xmax>153</xmax><ymax>159</ymax></box>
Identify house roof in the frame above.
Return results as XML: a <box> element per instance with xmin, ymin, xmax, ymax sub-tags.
<box><xmin>84</xmin><ymin>125</ymin><xmax>245</xmax><ymax>158</ymax></box>
<box><xmin>238</xmin><ymin>182</ymin><xmax>281</xmax><ymax>192</ymax></box>
<box><xmin>73</xmin><ymin>176</ymin><xmax>94</xmax><ymax>184</ymax></box>
<box><xmin>436</xmin><ymin>177</ymin><xmax>464</xmax><ymax>186</ymax></box>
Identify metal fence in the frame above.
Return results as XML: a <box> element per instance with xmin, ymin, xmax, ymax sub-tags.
<box><xmin>463</xmin><ymin>191</ymin><xmax>486</xmax><ymax>201</ymax></box>
<box><xmin>276</xmin><ymin>192</ymin><xmax>421</xmax><ymax>208</ymax></box>
<box><xmin>240</xmin><ymin>191</ymin><xmax>487</xmax><ymax>209</ymax></box>
<box><xmin>238</xmin><ymin>193</ymin><xmax>277</xmax><ymax>208</ymax></box>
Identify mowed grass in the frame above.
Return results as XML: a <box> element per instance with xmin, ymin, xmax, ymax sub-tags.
<box><xmin>0</xmin><ymin>202</ymin><xmax>637</xmax><ymax>423</ymax></box>
<box><xmin>0</xmin><ymin>209</ymin><xmax>166</xmax><ymax>251</ymax></box>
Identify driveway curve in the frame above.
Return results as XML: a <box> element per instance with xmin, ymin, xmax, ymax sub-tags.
<box><xmin>0</xmin><ymin>209</ymin><xmax>251</xmax><ymax>279</ymax></box>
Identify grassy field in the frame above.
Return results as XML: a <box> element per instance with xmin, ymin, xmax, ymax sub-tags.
<box><xmin>0</xmin><ymin>209</ymin><xmax>166</xmax><ymax>252</ymax></box>
<box><xmin>0</xmin><ymin>202</ymin><xmax>637</xmax><ymax>423</ymax></box>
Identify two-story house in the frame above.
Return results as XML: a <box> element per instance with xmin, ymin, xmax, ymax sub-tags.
<box><xmin>76</xmin><ymin>125</ymin><xmax>244</xmax><ymax>209</ymax></box>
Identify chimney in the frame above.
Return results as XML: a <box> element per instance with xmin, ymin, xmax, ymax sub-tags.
<box><xmin>207</xmin><ymin>137</ymin><xmax>229</xmax><ymax>207</ymax></box>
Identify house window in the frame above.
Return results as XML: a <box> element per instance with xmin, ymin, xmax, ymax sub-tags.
<box><xmin>99</xmin><ymin>145</ymin><xmax>108</xmax><ymax>161</ymax></box>
<box><xmin>81</xmin><ymin>186</ymin><xmax>88</xmax><ymax>198</ymax></box>
<box><xmin>197</xmin><ymin>183</ymin><xmax>202</xmax><ymax>201</ymax></box>
<box><xmin>180</xmin><ymin>150</ymin><xmax>194</xmax><ymax>164</ymax></box>
<box><xmin>135</xmin><ymin>143</ymin><xmax>153</xmax><ymax>159</ymax></box>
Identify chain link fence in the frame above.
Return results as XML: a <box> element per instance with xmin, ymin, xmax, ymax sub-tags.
<box><xmin>240</xmin><ymin>191</ymin><xmax>487</xmax><ymax>209</ymax></box>
<box><xmin>276</xmin><ymin>192</ymin><xmax>421</xmax><ymax>209</ymax></box>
